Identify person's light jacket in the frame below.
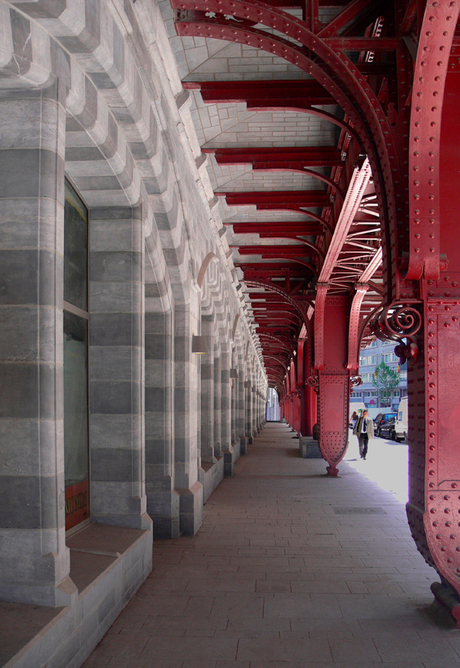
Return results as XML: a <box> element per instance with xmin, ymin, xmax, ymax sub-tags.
<box><xmin>353</xmin><ymin>416</ymin><xmax>374</xmax><ymax>438</ymax></box>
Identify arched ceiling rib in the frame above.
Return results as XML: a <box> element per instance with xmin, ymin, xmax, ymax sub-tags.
<box><xmin>161</xmin><ymin>0</ymin><xmax>396</xmax><ymax>388</ymax></box>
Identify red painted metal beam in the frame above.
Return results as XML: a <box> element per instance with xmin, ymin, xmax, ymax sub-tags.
<box><xmin>217</xmin><ymin>190</ymin><xmax>331</xmax><ymax>207</ymax></box>
<box><xmin>238</xmin><ymin>262</ymin><xmax>314</xmax><ymax>272</ymax></box>
<box><xmin>205</xmin><ymin>147</ymin><xmax>343</xmax><ymax>168</ymax></box>
<box><xmin>235</xmin><ymin>245</ymin><xmax>319</xmax><ymax>257</ymax></box>
<box><xmin>323</xmin><ymin>37</ymin><xmax>402</xmax><ymax>51</ymax></box>
<box><xmin>183</xmin><ymin>80</ymin><xmax>334</xmax><ymax>106</ymax></box>
<box><xmin>230</xmin><ymin>222</ymin><xmax>324</xmax><ymax>235</ymax></box>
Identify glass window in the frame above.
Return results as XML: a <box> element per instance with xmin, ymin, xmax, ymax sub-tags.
<box><xmin>383</xmin><ymin>352</ymin><xmax>397</xmax><ymax>363</ymax></box>
<box><xmin>64</xmin><ymin>181</ymin><xmax>89</xmax><ymax>530</ymax></box>
<box><xmin>64</xmin><ymin>312</ymin><xmax>88</xmax><ymax>481</ymax></box>
<box><xmin>64</xmin><ymin>181</ymin><xmax>88</xmax><ymax>312</ymax></box>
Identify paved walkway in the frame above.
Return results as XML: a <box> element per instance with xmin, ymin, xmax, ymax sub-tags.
<box><xmin>83</xmin><ymin>423</ymin><xmax>460</xmax><ymax>668</ymax></box>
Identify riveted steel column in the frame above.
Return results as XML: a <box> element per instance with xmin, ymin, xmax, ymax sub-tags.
<box><xmin>317</xmin><ymin>296</ymin><xmax>350</xmax><ymax>476</ymax></box>
<box><xmin>406</xmin><ymin>11</ymin><xmax>460</xmax><ymax>602</ymax></box>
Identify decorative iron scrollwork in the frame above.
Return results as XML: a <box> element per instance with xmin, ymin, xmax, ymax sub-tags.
<box><xmin>369</xmin><ymin>303</ymin><xmax>422</xmax><ymax>364</ymax></box>
<box><xmin>306</xmin><ymin>375</ymin><xmax>319</xmax><ymax>393</ymax></box>
<box><xmin>350</xmin><ymin>376</ymin><xmax>362</xmax><ymax>392</ymax></box>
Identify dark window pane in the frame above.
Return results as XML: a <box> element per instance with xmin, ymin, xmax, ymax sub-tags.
<box><xmin>64</xmin><ymin>310</ymin><xmax>88</xmax><ymax>488</ymax></box>
<box><xmin>64</xmin><ymin>181</ymin><xmax>88</xmax><ymax>311</ymax></box>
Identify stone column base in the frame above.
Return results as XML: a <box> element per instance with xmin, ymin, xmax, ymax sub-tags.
<box><xmin>299</xmin><ymin>436</ymin><xmax>322</xmax><ymax>459</ymax></box>
<box><xmin>177</xmin><ymin>482</ymin><xmax>203</xmax><ymax>536</ymax></box>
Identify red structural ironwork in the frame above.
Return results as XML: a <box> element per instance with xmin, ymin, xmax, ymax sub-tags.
<box><xmin>172</xmin><ymin>0</ymin><xmax>460</xmax><ymax>610</ymax></box>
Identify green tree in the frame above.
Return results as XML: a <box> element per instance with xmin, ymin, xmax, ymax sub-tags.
<box><xmin>372</xmin><ymin>361</ymin><xmax>400</xmax><ymax>407</ymax></box>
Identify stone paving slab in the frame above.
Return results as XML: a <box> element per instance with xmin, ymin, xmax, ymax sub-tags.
<box><xmin>82</xmin><ymin>423</ymin><xmax>460</xmax><ymax>668</ymax></box>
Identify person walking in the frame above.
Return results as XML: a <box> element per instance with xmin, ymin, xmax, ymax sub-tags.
<box><xmin>353</xmin><ymin>409</ymin><xmax>374</xmax><ymax>460</ymax></box>
<box><xmin>351</xmin><ymin>411</ymin><xmax>358</xmax><ymax>430</ymax></box>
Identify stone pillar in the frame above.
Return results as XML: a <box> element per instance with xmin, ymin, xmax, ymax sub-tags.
<box><xmin>252</xmin><ymin>382</ymin><xmax>257</xmax><ymax>437</ymax></box>
<box><xmin>89</xmin><ymin>205</ymin><xmax>150</xmax><ymax>531</ymax></box>
<box><xmin>0</xmin><ymin>84</ymin><xmax>75</xmax><ymax>606</ymax></box>
<box><xmin>221</xmin><ymin>348</ymin><xmax>231</xmax><ymax>451</ymax></box>
<box><xmin>200</xmin><ymin>316</ymin><xmax>215</xmax><ymax>463</ymax></box>
<box><xmin>237</xmin><ymin>367</ymin><xmax>246</xmax><ymax>452</ymax></box>
<box><xmin>245</xmin><ymin>379</ymin><xmax>253</xmax><ymax>443</ymax></box>
<box><xmin>144</xmin><ymin>303</ymin><xmax>179</xmax><ymax>538</ymax></box>
<box><xmin>214</xmin><ymin>351</ymin><xmax>222</xmax><ymax>456</ymax></box>
<box><xmin>174</xmin><ymin>303</ymin><xmax>203</xmax><ymax>535</ymax></box>
<box><xmin>221</xmin><ymin>348</ymin><xmax>234</xmax><ymax>475</ymax></box>
<box><xmin>230</xmin><ymin>361</ymin><xmax>237</xmax><ymax>445</ymax></box>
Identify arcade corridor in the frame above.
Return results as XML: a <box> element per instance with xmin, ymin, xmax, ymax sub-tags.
<box><xmin>82</xmin><ymin>423</ymin><xmax>460</xmax><ymax>668</ymax></box>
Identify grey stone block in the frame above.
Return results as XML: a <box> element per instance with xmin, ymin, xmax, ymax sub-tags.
<box><xmin>90</xmin><ymin>219</ymin><xmax>142</xmax><ymax>252</ymax></box>
<box><xmin>89</xmin><ymin>414</ymin><xmax>138</xmax><ymax>450</ymax></box>
<box><xmin>145</xmin><ymin>279</ymin><xmax>168</xmax><ymax>298</ymax></box>
<box><xmin>177</xmin><ymin>481</ymin><xmax>203</xmax><ymax>536</ymax></box>
<box><xmin>89</xmin><ymin>313</ymin><xmax>141</xmax><ymax>347</ymax></box>
<box><xmin>0</xmin><ymin>249</ymin><xmax>61</xmax><ymax>308</ymax></box>
<box><xmin>91</xmin><ymin>447</ymin><xmax>141</xmax><ymax>483</ymax></box>
<box><xmin>0</xmin><ymin>474</ymin><xmax>58</xmax><ymax>529</ymax></box>
<box><xmin>89</xmin><ymin>281</ymin><xmax>142</xmax><ymax>313</ymax></box>
<box><xmin>0</xmin><ymin>250</ymin><xmax>38</xmax><ymax>305</ymax></box>
<box><xmin>0</xmin><ymin>149</ymin><xmax>62</xmax><ymax>199</ymax></box>
<box><xmin>145</xmin><ymin>332</ymin><xmax>169</xmax><ymax>359</ymax></box>
<box><xmin>0</xmin><ymin>362</ymin><xmax>58</xmax><ymax>419</ymax></box>
<box><xmin>299</xmin><ymin>436</ymin><xmax>322</xmax><ymax>459</ymax></box>
<box><xmin>89</xmin><ymin>380</ymin><xmax>134</xmax><ymax>414</ymax></box>
<box><xmin>224</xmin><ymin>450</ymin><xmax>234</xmax><ymax>477</ymax></box>
<box><xmin>89</xmin><ymin>251</ymin><xmax>142</xmax><ymax>283</ymax></box>
<box><xmin>145</xmin><ymin>386</ymin><xmax>166</xmax><ymax>412</ymax></box>
<box><xmin>89</xmin><ymin>346</ymin><xmax>136</xmax><ymax>382</ymax></box>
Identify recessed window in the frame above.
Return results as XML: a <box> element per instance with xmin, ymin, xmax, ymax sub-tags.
<box><xmin>63</xmin><ymin>180</ymin><xmax>89</xmax><ymax>530</ymax></box>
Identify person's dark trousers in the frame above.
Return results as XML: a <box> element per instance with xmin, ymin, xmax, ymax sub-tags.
<box><xmin>358</xmin><ymin>434</ymin><xmax>369</xmax><ymax>459</ymax></box>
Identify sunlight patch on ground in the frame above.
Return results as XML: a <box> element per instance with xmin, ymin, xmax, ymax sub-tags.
<box><xmin>344</xmin><ymin>430</ymin><xmax>409</xmax><ymax>504</ymax></box>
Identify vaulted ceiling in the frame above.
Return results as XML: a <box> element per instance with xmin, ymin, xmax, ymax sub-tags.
<box><xmin>160</xmin><ymin>0</ymin><xmax>392</xmax><ymax>389</ymax></box>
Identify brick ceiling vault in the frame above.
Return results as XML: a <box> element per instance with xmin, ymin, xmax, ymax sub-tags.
<box><xmin>160</xmin><ymin>0</ymin><xmax>399</xmax><ymax>390</ymax></box>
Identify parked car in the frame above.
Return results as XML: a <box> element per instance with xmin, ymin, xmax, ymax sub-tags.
<box><xmin>374</xmin><ymin>411</ymin><xmax>397</xmax><ymax>437</ymax></box>
<box><xmin>379</xmin><ymin>415</ymin><xmax>396</xmax><ymax>440</ymax></box>
<box><xmin>394</xmin><ymin>396</ymin><xmax>408</xmax><ymax>442</ymax></box>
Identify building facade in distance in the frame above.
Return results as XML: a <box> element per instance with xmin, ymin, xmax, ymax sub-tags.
<box><xmin>351</xmin><ymin>339</ymin><xmax>408</xmax><ymax>412</ymax></box>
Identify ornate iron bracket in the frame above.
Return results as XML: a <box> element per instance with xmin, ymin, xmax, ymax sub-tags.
<box><xmin>369</xmin><ymin>303</ymin><xmax>422</xmax><ymax>364</ymax></box>
<box><xmin>350</xmin><ymin>376</ymin><xmax>362</xmax><ymax>394</ymax></box>
<box><xmin>306</xmin><ymin>375</ymin><xmax>319</xmax><ymax>393</ymax></box>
